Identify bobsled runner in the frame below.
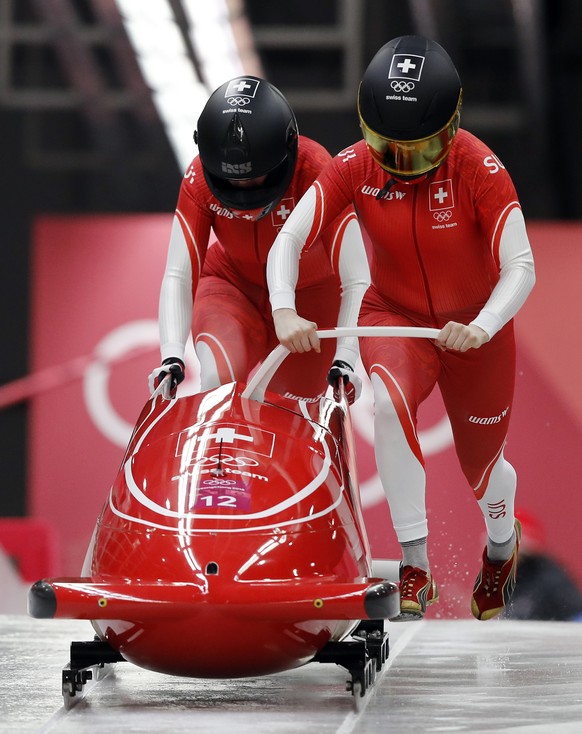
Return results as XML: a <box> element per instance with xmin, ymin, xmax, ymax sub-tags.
<box><xmin>28</xmin><ymin>326</ymin><xmax>439</xmax><ymax>708</ymax></box>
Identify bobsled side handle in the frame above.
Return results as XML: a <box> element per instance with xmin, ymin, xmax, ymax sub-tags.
<box><xmin>241</xmin><ymin>326</ymin><xmax>440</xmax><ymax>403</ymax></box>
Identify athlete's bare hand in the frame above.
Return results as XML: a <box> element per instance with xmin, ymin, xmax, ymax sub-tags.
<box><xmin>437</xmin><ymin>322</ymin><xmax>490</xmax><ymax>352</ymax></box>
<box><xmin>273</xmin><ymin>308</ymin><xmax>320</xmax><ymax>353</ymax></box>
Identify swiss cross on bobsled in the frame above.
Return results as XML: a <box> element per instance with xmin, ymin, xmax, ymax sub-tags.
<box><xmin>28</xmin><ymin>326</ymin><xmax>439</xmax><ymax>708</ymax></box>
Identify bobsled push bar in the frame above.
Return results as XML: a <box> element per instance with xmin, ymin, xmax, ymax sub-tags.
<box><xmin>242</xmin><ymin>326</ymin><xmax>440</xmax><ymax>403</ymax></box>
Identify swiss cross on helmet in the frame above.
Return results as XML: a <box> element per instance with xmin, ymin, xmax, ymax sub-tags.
<box><xmin>195</xmin><ymin>76</ymin><xmax>298</xmax><ymax>219</ymax></box>
<box><xmin>358</xmin><ymin>36</ymin><xmax>462</xmax><ymax>178</ymax></box>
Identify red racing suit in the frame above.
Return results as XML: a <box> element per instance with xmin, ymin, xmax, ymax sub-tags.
<box><xmin>268</xmin><ymin>129</ymin><xmax>535</xmax><ymax>543</ymax></box>
<box><xmin>158</xmin><ymin>135</ymin><xmax>370</xmax><ymax>400</ymax></box>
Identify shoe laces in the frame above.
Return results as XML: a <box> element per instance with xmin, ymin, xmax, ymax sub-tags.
<box><xmin>483</xmin><ymin>565</ymin><xmax>503</xmax><ymax>594</ymax></box>
<box><xmin>482</xmin><ymin>554</ymin><xmax>512</xmax><ymax>594</ymax></box>
<box><xmin>401</xmin><ymin>567</ymin><xmax>427</xmax><ymax>594</ymax></box>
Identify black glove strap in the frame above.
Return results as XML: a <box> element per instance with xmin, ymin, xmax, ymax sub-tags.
<box><xmin>162</xmin><ymin>357</ymin><xmax>185</xmax><ymax>370</ymax></box>
<box><xmin>331</xmin><ymin>359</ymin><xmax>354</xmax><ymax>372</ymax></box>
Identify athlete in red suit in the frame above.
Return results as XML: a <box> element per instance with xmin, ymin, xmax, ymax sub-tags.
<box><xmin>149</xmin><ymin>76</ymin><xmax>369</xmax><ymax>402</ymax></box>
<box><xmin>268</xmin><ymin>37</ymin><xmax>536</xmax><ymax>620</ymax></box>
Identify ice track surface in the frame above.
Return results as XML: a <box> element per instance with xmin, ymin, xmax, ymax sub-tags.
<box><xmin>1</xmin><ymin>616</ymin><xmax>582</xmax><ymax>734</ymax></box>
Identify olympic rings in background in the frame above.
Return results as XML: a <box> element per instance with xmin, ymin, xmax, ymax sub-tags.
<box><xmin>83</xmin><ymin>320</ymin><xmax>199</xmax><ymax>447</ymax></box>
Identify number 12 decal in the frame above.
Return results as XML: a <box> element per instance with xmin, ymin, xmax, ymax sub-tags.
<box><xmin>195</xmin><ymin>482</ymin><xmax>252</xmax><ymax>511</ymax></box>
<box><xmin>198</xmin><ymin>494</ymin><xmax>238</xmax><ymax>508</ymax></box>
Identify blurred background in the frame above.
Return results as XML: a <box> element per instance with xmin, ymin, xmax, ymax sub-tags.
<box><xmin>1</xmin><ymin>0</ymin><xmax>581</xmax><ymax>617</ymax></box>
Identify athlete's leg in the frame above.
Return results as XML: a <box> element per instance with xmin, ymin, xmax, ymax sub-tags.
<box><xmin>359</xmin><ymin>307</ymin><xmax>441</xmax><ymax>542</ymax></box>
<box><xmin>192</xmin><ymin>276</ymin><xmax>268</xmax><ymax>391</ymax></box>
<box><xmin>369</xmin><ymin>368</ymin><xmax>432</xmax><ymax>542</ymax></box>
<box><xmin>363</xmin><ymin>327</ymin><xmax>441</xmax><ymax>618</ymax></box>
<box><xmin>358</xmin><ymin>293</ymin><xmax>444</xmax><ymax>618</ymax></box>
<box><xmin>438</xmin><ymin>322</ymin><xmax>517</xmax><ymax>545</ymax></box>
<box><xmin>438</xmin><ymin>322</ymin><xmax>519</xmax><ymax>619</ymax></box>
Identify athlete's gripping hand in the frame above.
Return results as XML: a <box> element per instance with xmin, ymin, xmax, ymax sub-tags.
<box><xmin>273</xmin><ymin>308</ymin><xmax>320</xmax><ymax>354</ymax></box>
<box><xmin>437</xmin><ymin>322</ymin><xmax>490</xmax><ymax>353</ymax></box>
<box><xmin>327</xmin><ymin>360</ymin><xmax>362</xmax><ymax>405</ymax></box>
<box><xmin>148</xmin><ymin>357</ymin><xmax>185</xmax><ymax>400</ymax></box>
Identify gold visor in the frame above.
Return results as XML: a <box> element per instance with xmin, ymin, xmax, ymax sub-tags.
<box><xmin>359</xmin><ymin>97</ymin><xmax>462</xmax><ymax>177</ymax></box>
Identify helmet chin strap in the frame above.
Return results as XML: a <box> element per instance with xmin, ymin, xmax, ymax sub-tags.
<box><xmin>376</xmin><ymin>165</ymin><xmax>443</xmax><ymax>198</ymax></box>
<box><xmin>375</xmin><ymin>171</ymin><xmax>431</xmax><ymax>199</ymax></box>
<box><xmin>375</xmin><ymin>178</ymin><xmax>396</xmax><ymax>200</ymax></box>
<box><xmin>375</xmin><ymin>156</ymin><xmax>448</xmax><ymax>199</ymax></box>
<box><xmin>393</xmin><ymin>172</ymin><xmax>429</xmax><ymax>186</ymax></box>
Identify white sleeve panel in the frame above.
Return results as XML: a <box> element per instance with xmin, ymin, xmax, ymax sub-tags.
<box><xmin>159</xmin><ymin>215</ymin><xmax>194</xmax><ymax>362</ymax></box>
<box><xmin>471</xmin><ymin>207</ymin><xmax>536</xmax><ymax>338</ymax></box>
<box><xmin>333</xmin><ymin>216</ymin><xmax>371</xmax><ymax>367</ymax></box>
<box><xmin>267</xmin><ymin>186</ymin><xmax>318</xmax><ymax>312</ymax></box>
<box><xmin>266</xmin><ymin>231</ymin><xmax>301</xmax><ymax>312</ymax></box>
<box><xmin>267</xmin><ymin>188</ymin><xmax>370</xmax><ymax>368</ymax></box>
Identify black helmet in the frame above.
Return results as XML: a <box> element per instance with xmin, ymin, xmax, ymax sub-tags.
<box><xmin>195</xmin><ymin>76</ymin><xmax>298</xmax><ymax>219</ymax></box>
<box><xmin>358</xmin><ymin>36</ymin><xmax>462</xmax><ymax>177</ymax></box>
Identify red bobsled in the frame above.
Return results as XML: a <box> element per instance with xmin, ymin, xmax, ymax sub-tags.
<box><xmin>28</xmin><ymin>327</ymin><xmax>438</xmax><ymax>705</ymax></box>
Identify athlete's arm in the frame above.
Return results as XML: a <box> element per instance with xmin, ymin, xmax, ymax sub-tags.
<box><xmin>159</xmin><ymin>214</ymin><xmax>195</xmax><ymax>363</ymax></box>
<box><xmin>331</xmin><ymin>213</ymin><xmax>371</xmax><ymax>367</ymax></box>
<box><xmin>159</xmin><ymin>185</ymin><xmax>211</xmax><ymax>363</ymax></box>
<box><xmin>267</xmin><ymin>185</ymin><xmax>369</xmax><ymax>360</ymax></box>
<box><xmin>438</xmin><ymin>207</ymin><xmax>535</xmax><ymax>351</ymax></box>
<box><xmin>268</xmin><ymin>185</ymin><xmax>323</xmax><ymax>352</ymax></box>
<box><xmin>471</xmin><ymin>206</ymin><xmax>535</xmax><ymax>337</ymax></box>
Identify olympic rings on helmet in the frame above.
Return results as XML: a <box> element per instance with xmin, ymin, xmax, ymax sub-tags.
<box><xmin>390</xmin><ymin>80</ymin><xmax>415</xmax><ymax>93</ymax></box>
<box><xmin>226</xmin><ymin>96</ymin><xmax>251</xmax><ymax>106</ymax></box>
